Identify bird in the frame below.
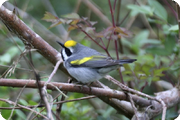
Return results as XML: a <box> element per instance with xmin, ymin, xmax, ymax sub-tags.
<box><xmin>57</xmin><ymin>40</ymin><xmax>136</xmax><ymax>84</ymax></box>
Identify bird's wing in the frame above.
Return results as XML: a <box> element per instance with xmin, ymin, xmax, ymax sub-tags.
<box><xmin>70</xmin><ymin>56</ymin><xmax>120</xmax><ymax>68</ymax></box>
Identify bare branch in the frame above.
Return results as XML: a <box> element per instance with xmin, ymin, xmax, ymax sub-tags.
<box><xmin>0</xmin><ymin>78</ymin><xmax>127</xmax><ymax>100</ymax></box>
<box><xmin>0</xmin><ymin>5</ymin><xmax>61</xmax><ymax>65</ymax></box>
<box><xmin>0</xmin><ymin>78</ymin><xmax>179</xmax><ymax>119</ymax></box>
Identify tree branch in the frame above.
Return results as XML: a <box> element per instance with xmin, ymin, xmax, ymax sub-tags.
<box><xmin>0</xmin><ymin>5</ymin><xmax>61</xmax><ymax>65</ymax></box>
<box><xmin>0</xmin><ymin>78</ymin><xmax>127</xmax><ymax>100</ymax></box>
<box><xmin>0</xmin><ymin>78</ymin><xmax>179</xmax><ymax>119</ymax></box>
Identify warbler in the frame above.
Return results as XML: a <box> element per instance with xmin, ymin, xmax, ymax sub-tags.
<box><xmin>57</xmin><ymin>40</ymin><xmax>136</xmax><ymax>84</ymax></box>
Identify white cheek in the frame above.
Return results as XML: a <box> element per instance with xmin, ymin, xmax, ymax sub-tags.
<box><xmin>69</xmin><ymin>47</ymin><xmax>74</xmax><ymax>53</ymax></box>
<box><xmin>62</xmin><ymin>49</ymin><xmax>68</xmax><ymax>61</ymax></box>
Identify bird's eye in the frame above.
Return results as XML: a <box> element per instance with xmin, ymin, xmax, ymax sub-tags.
<box><xmin>65</xmin><ymin>48</ymin><xmax>72</xmax><ymax>56</ymax></box>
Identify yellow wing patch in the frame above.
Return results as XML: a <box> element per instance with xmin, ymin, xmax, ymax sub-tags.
<box><xmin>70</xmin><ymin>56</ymin><xmax>94</xmax><ymax>65</ymax></box>
<box><xmin>70</xmin><ymin>55</ymin><xmax>107</xmax><ymax>65</ymax></box>
<box><xmin>64</xmin><ymin>40</ymin><xmax>77</xmax><ymax>47</ymax></box>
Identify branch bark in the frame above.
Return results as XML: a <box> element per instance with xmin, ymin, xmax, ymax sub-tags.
<box><xmin>0</xmin><ymin>78</ymin><xmax>129</xmax><ymax>101</ymax></box>
<box><xmin>0</xmin><ymin>78</ymin><xmax>180</xmax><ymax>119</ymax></box>
<box><xmin>0</xmin><ymin>5</ymin><xmax>60</xmax><ymax>65</ymax></box>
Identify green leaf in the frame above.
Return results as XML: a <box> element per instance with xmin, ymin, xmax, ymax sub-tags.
<box><xmin>139</xmin><ymin>75</ymin><xmax>148</xmax><ymax>80</ymax></box>
<box><xmin>0</xmin><ymin>54</ymin><xmax>11</xmax><ymax>63</ymax></box>
<box><xmin>15</xmin><ymin>110</ymin><xmax>26</xmax><ymax>119</ymax></box>
<box><xmin>147</xmin><ymin>76</ymin><xmax>153</xmax><ymax>85</ymax></box>
<box><xmin>134</xmin><ymin>62</ymin><xmax>142</xmax><ymax>71</ymax></box>
<box><xmin>146</xmin><ymin>36</ymin><xmax>175</xmax><ymax>55</ymax></box>
<box><xmin>146</xmin><ymin>46</ymin><xmax>168</xmax><ymax>55</ymax></box>
<box><xmin>164</xmin><ymin>36</ymin><xmax>176</xmax><ymax>53</ymax></box>
<box><xmin>28</xmin><ymin>100</ymin><xmax>37</xmax><ymax>106</ymax></box>
<box><xmin>127</xmin><ymin>5</ymin><xmax>154</xmax><ymax>16</ymax></box>
<box><xmin>148</xmin><ymin>18</ymin><xmax>166</xmax><ymax>24</ymax></box>
<box><xmin>134</xmin><ymin>30</ymin><xmax>149</xmax><ymax>45</ymax></box>
<box><xmin>142</xmin><ymin>64</ymin><xmax>151</xmax><ymax>76</ymax></box>
<box><xmin>137</xmin><ymin>54</ymin><xmax>155</xmax><ymax>65</ymax></box>
<box><xmin>102</xmin><ymin>107</ymin><xmax>114</xmax><ymax>118</ymax></box>
<box><xmin>153</xmin><ymin>67</ymin><xmax>168</xmax><ymax>76</ymax></box>
<box><xmin>154</xmin><ymin>55</ymin><xmax>161</xmax><ymax>67</ymax></box>
<box><xmin>61</xmin><ymin>13</ymin><xmax>80</xmax><ymax>19</ymax></box>
<box><xmin>80</xmin><ymin>39</ymin><xmax>92</xmax><ymax>47</ymax></box>
<box><xmin>123</xmin><ymin>64</ymin><xmax>132</xmax><ymax>71</ymax></box>
<box><xmin>0</xmin><ymin>46</ymin><xmax>19</xmax><ymax>64</ymax></box>
<box><xmin>122</xmin><ymin>70</ymin><xmax>133</xmax><ymax>75</ymax></box>
<box><xmin>131</xmin><ymin>31</ymin><xmax>149</xmax><ymax>53</ymax></box>
<box><xmin>6</xmin><ymin>46</ymin><xmax>19</xmax><ymax>58</ymax></box>
<box><xmin>152</xmin><ymin>76</ymin><xmax>160</xmax><ymax>81</ymax></box>
<box><xmin>19</xmin><ymin>99</ymin><xmax>28</xmax><ymax>106</ymax></box>
<box><xmin>148</xmin><ymin>0</ymin><xmax>167</xmax><ymax>21</ymax></box>
<box><xmin>168</xmin><ymin>25</ymin><xmax>179</xmax><ymax>32</ymax></box>
<box><xmin>1</xmin><ymin>110</ymin><xmax>11</xmax><ymax>119</ymax></box>
<box><xmin>144</xmin><ymin>39</ymin><xmax>161</xmax><ymax>44</ymax></box>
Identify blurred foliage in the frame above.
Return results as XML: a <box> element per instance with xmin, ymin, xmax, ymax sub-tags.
<box><xmin>0</xmin><ymin>0</ymin><xmax>180</xmax><ymax>120</ymax></box>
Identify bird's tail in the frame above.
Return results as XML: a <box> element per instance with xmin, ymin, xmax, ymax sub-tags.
<box><xmin>118</xmin><ymin>59</ymin><xmax>137</xmax><ymax>64</ymax></box>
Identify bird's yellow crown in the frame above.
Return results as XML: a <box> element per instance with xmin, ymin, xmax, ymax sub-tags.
<box><xmin>64</xmin><ymin>40</ymin><xmax>77</xmax><ymax>47</ymax></box>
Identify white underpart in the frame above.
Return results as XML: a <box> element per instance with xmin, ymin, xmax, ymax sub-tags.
<box><xmin>67</xmin><ymin>66</ymin><xmax>103</xmax><ymax>84</ymax></box>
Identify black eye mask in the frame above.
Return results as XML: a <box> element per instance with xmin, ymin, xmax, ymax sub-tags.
<box><xmin>65</xmin><ymin>47</ymin><xmax>72</xmax><ymax>57</ymax></box>
<box><xmin>61</xmin><ymin>48</ymin><xmax>72</xmax><ymax>61</ymax></box>
<box><xmin>57</xmin><ymin>41</ymin><xmax>72</xmax><ymax>61</ymax></box>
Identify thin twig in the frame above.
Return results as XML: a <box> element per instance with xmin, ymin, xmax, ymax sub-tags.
<box><xmin>163</xmin><ymin>0</ymin><xmax>178</xmax><ymax>20</ymax></box>
<box><xmin>113</xmin><ymin>0</ymin><xmax>117</xmax><ymax>11</ymax></box>
<box><xmin>8</xmin><ymin>81</ymin><xmax>29</xmax><ymax>120</ymax></box>
<box><xmin>44</xmin><ymin>60</ymin><xmax>63</xmax><ymax>88</ymax></box>
<box><xmin>47</xmin><ymin>83</ymin><xmax>68</xmax><ymax>98</ymax></box>
<box><xmin>77</xmin><ymin>25</ymin><xmax>105</xmax><ymax>49</ymax></box>
<box><xmin>39</xmin><ymin>59</ymin><xmax>62</xmax><ymax>120</ymax></box>
<box><xmin>159</xmin><ymin>99</ymin><xmax>167</xmax><ymax>120</ymax></box>
<box><xmin>128</xmin><ymin>93</ymin><xmax>139</xmax><ymax>120</ymax></box>
<box><xmin>108</xmin><ymin>0</ymin><xmax>116</xmax><ymax>27</ymax></box>
<box><xmin>54</xmin><ymin>96</ymin><xmax>96</xmax><ymax>105</ymax></box>
<box><xmin>105</xmin><ymin>75</ymin><xmax>167</xmax><ymax>120</ymax></box>
<box><xmin>116</xmin><ymin>0</ymin><xmax>121</xmax><ymax>24</ymax></box>
<box><xmin>0</xmin><ymin>98</ymin><xmax>48</xmax><ymax>119</ymax></box>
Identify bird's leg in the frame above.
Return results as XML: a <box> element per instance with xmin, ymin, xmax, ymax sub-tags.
<box><xmin>70</xmin><ymin>80</ymin><xmax>87</xmax><ymax>90</ymax></box>
<box><xmin>70</xmin><ymin>79</ymin><xmax>94</xmax><ymax>92</ymax></box>
<box><xmin>87</xmin><ymin>82</ymin><xmax>94</xmax><ymax>92</ymax></box>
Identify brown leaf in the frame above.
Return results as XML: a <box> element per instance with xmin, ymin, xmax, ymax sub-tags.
<box><xmin>49</xmin><ymin>20</ymin><xmax>63</xmax><ymax>29</ymax></box>
<box><xmin>68</xmin><ymin>25</ymin><xmax>78</xmax><ymax>31</ymax></box>
<box><xmin>42</xmin><ymin>12</ymin><xmax>59</xmax><ymax>22</ymax></box>
<box><xmin>95</xmin><ymin>33</ymin><xmax>104</xmax><ymax>38</ymax></box>
<box><xmin>69</xmin><ymin>19</ymin><xmax>80</xmax><ymax>25</ymax></box>
<box><xmin>115</xmin><ymin>27</ymin><xmax>132</xmax><ymax>38</ymax></box>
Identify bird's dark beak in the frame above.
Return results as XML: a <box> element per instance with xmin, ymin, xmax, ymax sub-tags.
<box><xmin>56</xmin><ymin>41</ymin><xmax>65</xmax><ymax>48</ymax></box>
